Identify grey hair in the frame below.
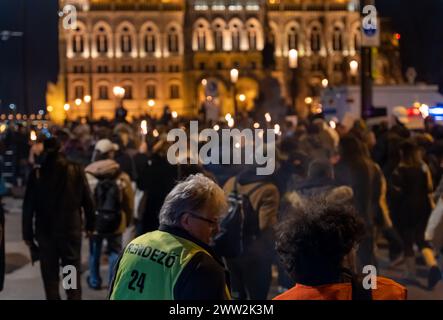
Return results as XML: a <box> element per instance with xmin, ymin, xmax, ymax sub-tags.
<box><xmin>159</xmin><ymin>173</ymin><xmax>228</xmax><ymax>227</ymax></box>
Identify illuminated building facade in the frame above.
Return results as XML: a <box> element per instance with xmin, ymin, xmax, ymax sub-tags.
<box><xmin>51</xmin><ymin>0</ymin><xmax>402</xmax><ymax>120</ymax></box>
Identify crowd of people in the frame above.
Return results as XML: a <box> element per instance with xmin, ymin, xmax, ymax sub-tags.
<box><xmin>2</xmin><ymin>104</ymin><xmax>443</xmax><ymax>300</ymax></box>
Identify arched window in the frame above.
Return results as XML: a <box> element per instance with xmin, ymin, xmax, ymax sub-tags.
<box><xmin>353</xmin><ymin>26</ymin><xmax>360</xmax><ymax>51</ymax></box>
<box><xmin>168</xmin><ymin>27</ymin><xmax>179</xmax><ymax>53</ymax></box>
<box><xmin>170</xmin><ymin>85</ymin><xmax>180</xmax><ymax>99</ymax></box>
<box><xmin>96</xmin><ymin>27</ymin><xmax>108</xmax><ymax>53</ymax></box>
<box><xmin>144</xmin><ymin>26</ymin><xmax>156</xmax><ymax>53</ymax></box>
<box><xmin>98</xmin><ymin>85</ymin><xmax>109</xmax><ymax>100</ymax></box>
<box><xmin>332</xmin><ymin>26</ymin><xmax>343</xmax><ymax>51</ymax></box>
<box><xmin>74</xmin><ymin>85</ymin><xmax>84</xmax><ymax>99</ymax></box>
<box><xmin>247</xmin><ymin>24</ymin><xmax>257</xmax><ymax>50</ymax></box>
<box><xmin>214</xmin><ymin>24</ymin><xmax>224</xmax><ymax>51</ymax></box>
<box><xmin>197</xmin><ymin>24</ymin><xmax>206</xmax><ymax>51</ymax></box>
<box><xmin>73</xmin><ymin>27</ymin><xmax>84</xmax><ymax>53</ymax></box>
<box><xmin>146</xmin><ymin>85</ymin><xmax>156</xmax><ymax>99</ymax></box>
<box><xmin>231</xmin><ymin>24</ymin><xmax>240</xmax><ymax>51</ymax></box>
<box><xmin>121</xmin><ymin>27</ymin><xmax>132</xmax><ymax>53</ymax></box>
<box><xmin>287</xmin><ymin>26</ymin><xmax>298</xmax><ymax>50</ymax></box>
<box><xmin>123</xmin><ymin>85</ymin><xmax>133</xmax><ymax>99</ymax></box>
<box><xmin>311</xmin><ymin>26</ymin><xmax>321</xmax><ymax>53</ymax></box>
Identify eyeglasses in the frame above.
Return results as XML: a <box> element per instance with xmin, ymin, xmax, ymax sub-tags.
<box><xmin>182</xmin><ymin>211</ymin><xmax>219</xmax><ymax>226</ymax></box>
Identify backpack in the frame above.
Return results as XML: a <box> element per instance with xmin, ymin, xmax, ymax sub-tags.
<box><xmin>213</xmin><ymin>177</ymin><xmax>266</xmax><ymax>258</ymax></box>
<box><xmin>94</xmin><ymin>176</ymin><xmax>122</xmax><ymax>235</ymax></box>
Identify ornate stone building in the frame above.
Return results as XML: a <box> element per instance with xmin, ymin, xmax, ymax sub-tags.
<box><xmin>51</xmin><ymin>0</ymin><xmax>402</xmax><ymax>120</ymax></box>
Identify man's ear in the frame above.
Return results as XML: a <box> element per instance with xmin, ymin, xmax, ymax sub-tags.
<box><xmin>179</xmin><ymin>213</ymin><xmax>190</xmax><ymax>230</ymax></box>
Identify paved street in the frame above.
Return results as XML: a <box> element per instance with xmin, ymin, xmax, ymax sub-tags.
<box><xmin>1</xmin><ymin>196</ymin><xmax>442</xmax><ymax>300</ymax></box>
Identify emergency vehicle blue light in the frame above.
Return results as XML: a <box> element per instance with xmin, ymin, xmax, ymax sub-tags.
<box><xmin>429</xmin><ymin>107</ymin><xmax>443</xmax><ymax>116</ymax></box>
<box><xmin>434</xmin><ymin>116</ymin><xmax>443</xmax><ymax>121</ymax></box>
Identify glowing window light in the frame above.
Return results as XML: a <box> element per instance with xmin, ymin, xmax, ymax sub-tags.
<box><xmin>246</xmin><ymin>5</ymin><xmax>259</xmax><ymax>10</ymax></box>
<box><xmin>194</xmin><ymin>5</ymin><xmax>208</xmax><ymax>10</ymax></box>
<box><xmin>265</xmin><ymin>113</ymin><xmax>271</xmax><ymax>123</ymax></box>
<box><xmin>228</xmin><ymin>5</ymin><xmax>242</xmax><ymax>10</ymax></box>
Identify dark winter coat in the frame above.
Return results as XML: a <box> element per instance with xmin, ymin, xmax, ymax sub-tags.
<box><xmin>22</xmin><ymin>153</ymin><xmax>95</xmax><ymax>241</ymax></box>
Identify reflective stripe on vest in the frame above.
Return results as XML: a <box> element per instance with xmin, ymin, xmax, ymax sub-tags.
<box><xmin>110</xmin><ymin>230</ymin><xmax>230</xmax><ymax>300</ymax></box>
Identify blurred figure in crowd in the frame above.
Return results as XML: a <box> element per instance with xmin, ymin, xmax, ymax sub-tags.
<box><xmin>335</xmin><ymin>135</ymin><xmax>378</xmax><ymax>268</ymax></box>
<box><xmin>85</xmin><ymin>139</ymin><xmax>134</xmax><ymax>290</ymax></box>
<box><xmin>389</xmin><ymin>140</ymin><xmax>441</xmax><ymax>289</ymax></box>
<box><xmin>23</xmin><ymin>138</ymin><xmax>95</xmax><ymax>300</ymax></box>
<box><xmin>223</xmin><ymin>166</ymin><xmax>279</xmax><ymax>299</ymax></box>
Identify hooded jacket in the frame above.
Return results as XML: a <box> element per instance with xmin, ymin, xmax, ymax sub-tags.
<box><xmin>223</xmin><ymin>167</ymin><xmax>279</xmax><ymax>233</ymax></box>
<box><xmin>85</xmin><ymin>159</ymin><xmax>134</xmax><ymax>235</ymax></box>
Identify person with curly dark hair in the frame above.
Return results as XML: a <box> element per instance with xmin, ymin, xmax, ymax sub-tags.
<box><xmin>273</xmin><ymin>198</ymin><xmax>406</xmax><ymax>300</ymax></box>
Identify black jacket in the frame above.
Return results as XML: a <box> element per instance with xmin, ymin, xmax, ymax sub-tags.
<box><xmin>136</xmin><ymin>153</ymin><xmax>210</xmax><ymax>234</ymax></box>
<box><xmin>22</xmin><ymin>153</ymin><xmax>95</xmax><ymax>241</ymax></box>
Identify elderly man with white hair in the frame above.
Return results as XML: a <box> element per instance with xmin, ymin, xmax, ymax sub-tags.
<box><xmin>109</xmin><ymin>174</ymin><xmax>231</xmax><ymax>300</ymax></box>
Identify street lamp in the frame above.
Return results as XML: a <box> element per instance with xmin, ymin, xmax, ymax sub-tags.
<box><xmin>230</xmin><ymin>68</ymin><xmax>239</xmax><ymax>120</ymax></box>
<box><xmin>288</xmin><ymin>49</ymin><xmax>298</xmax><ymax>68</ymax></box>
<box><xmin>349</xmin><ymin>60</ymin><xmax>359</xmax><ymax>84</ymax></box>
<box><xmin>64</xmin><ymin>103</ymin><xmax>71</xmax><ymax>121</ymax></box>
<box><xmin>147</xmin><ymin>99</ymin><xmax>155</xmax><ymax>118</ymax></box>
<box><xmin>321</xmin><ymin>78</ymin><xmax>329</xmax><ymax>88</ymax></box>
<box><xmin>113</xmin><ymin>86</ymin><xmax>125</xmax><ymax>98</ymax></box>
<box><xmin>288</xmin><ymin>49</ymin><xmax>299</xmax><ymax>115</ymax></box>
<box><xmin>147</xmin><ymin>99</ymin><xmax>155</xmax><ymax>107</ymax></box>
<box><xmin>84</xmin><ymin>95</ymin><xmax>92</xmax><ymax>120</ymax></box>
<box><xmin>113</xmin><ymin>85</ymin><xmax>125</xmax><ymax>108</ymax></box>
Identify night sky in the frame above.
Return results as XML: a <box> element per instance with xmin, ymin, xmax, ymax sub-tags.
<box><xmin>0</xmin><ymin>0</ymin><xmax>442</xmax><ymax>114</ymax></box>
